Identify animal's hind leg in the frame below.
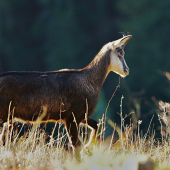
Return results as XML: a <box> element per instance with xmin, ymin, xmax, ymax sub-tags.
<box><xmin>0</xmin><ymin>122</ymin><xmax>8</xmax><ymax>145</ymax></box>
<box><xmin>0</xmin><ymin>121</ymin><xmax>18</xmax><ymax>145</ymax></box>
<box><xmin>0</xmin><ymin>122</ymin><xmax>12</xmax><ymax>146</ymax></box>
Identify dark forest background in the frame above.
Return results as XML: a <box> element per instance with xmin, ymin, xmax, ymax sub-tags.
<box><xmin>0</xmin><ymin>0</ymin><xmax>170</xmax><ymax>137</ymax></box>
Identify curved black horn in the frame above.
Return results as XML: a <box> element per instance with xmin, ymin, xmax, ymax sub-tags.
<box><xmin>118</xmin><ymin>32</ymin><xmax>126</xmax><ymax>37</ymax></box>
<box><xmin>125</xmin><ymin>31</ymin><xmax>130</xmax><ymax>35</ymax></box>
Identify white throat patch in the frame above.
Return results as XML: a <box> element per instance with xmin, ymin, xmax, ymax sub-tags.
<box><xmin>110</xmin><ymin>51</ymin><xmax>126</xmax><ymax>77</ymax></box>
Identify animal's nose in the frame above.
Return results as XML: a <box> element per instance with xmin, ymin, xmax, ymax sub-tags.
<box><xmin>124</xmin><ymin>68</ymin><xmax>129</xmax><ymax>75</ymax></box>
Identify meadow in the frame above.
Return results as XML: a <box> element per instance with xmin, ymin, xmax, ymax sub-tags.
<box><xmin>0</xmin><ymin>100</ymin><xmax>169</xmax><ymax>170</ymax></box>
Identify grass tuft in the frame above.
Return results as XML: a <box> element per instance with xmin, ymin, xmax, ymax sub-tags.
<box><xmin>0</xmin><ymin>101</ymin><xmax>170</xmax><ymax>169</ymax></box>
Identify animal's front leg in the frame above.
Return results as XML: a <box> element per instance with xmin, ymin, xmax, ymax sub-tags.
<box><xmin>65</xmin><ymin>119</ymin><xmax>80</xmax><ymax>154</ymax></box>
<box><xmin>82</xmin><ymin>117</ymin><xmax>98</xmax><ymax>133</ymax></box>
<box><xmin>80</xmin><ymin>117</ymin><xmax>98</xmax><ymax>148</ymax></box>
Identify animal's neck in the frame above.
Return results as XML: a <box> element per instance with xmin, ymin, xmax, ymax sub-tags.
<box><xmin>84</xmin><ymin>49</ymin><xmax>112</xmax><ymax>91</ymax></box>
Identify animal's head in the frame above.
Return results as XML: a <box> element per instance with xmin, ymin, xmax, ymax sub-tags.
<box><xmin>108</xmin><ymin>32</ymin><xmax>132</xmax><ymax>77</ymax></box>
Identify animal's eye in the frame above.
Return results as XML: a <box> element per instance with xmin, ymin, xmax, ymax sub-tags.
<box><xmin>117</xmin><ymin>48</ymin><xmax>124</xmax><ymax>56</ymax></box>
<box><xmin>120</xmin><ymin>50</ymin><xmax>124</xmax><ymax>55</ymax></box>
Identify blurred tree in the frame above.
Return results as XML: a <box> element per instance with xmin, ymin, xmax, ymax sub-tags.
<box><xmin>37</xmin><ymin>0</ymin><xmax>120</xmax><ymax>71</ymax></box>
<box><xmin>0</xmin><ymin>0</ymin><xmax>121</xmax><ymax>136</ymax></box>
<box><xmin>0</xmin><ymin>0</ymin><xmax>46</xmax><ymax>71</ymax></box>
<box><xmin>116</xmin><ymin>0</ymin><xmax>170</xmax><ymax>132</ymax></box>
<box><xmin>1</xmin><ymin>0</ymin><xmax>169</xmax><ymax>137</ymax></box>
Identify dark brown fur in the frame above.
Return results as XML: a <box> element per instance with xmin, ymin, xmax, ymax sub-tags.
<box><xmin>0</xmin><ymin>49</ymin><xmax>111</xmax><ymax>146</ymax></box>
<box><xmin>0</xmin><ymin>33</ymin><xmax>132</xmax><ymax>147</ymax></box>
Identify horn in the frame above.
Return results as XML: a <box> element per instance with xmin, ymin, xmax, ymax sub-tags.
<box><xmin>118</xmin><ymin>32</ymin><xmax>126</xmax><ymax>37</ymax></box>
<box><xmin>125</xmin><ymin>31</ymin><xmax>130</xmax><ymax>35</ymax></box>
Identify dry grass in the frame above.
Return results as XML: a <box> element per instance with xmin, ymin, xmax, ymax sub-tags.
<box><xmin>0</xmin><ymin>100</ymin><xmax>170</xmax><ymax>170</ymax></box>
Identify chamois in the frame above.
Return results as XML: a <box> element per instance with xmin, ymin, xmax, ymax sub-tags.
<box><xmin>0</xmin><ymin>32</ymin><xmax>131</xmax><ymax>148</ymax></box>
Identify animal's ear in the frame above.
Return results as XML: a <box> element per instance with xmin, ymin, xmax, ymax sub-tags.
<box><xmin>113</xmin><ymin>34</ymin><xmax>132</xmax><ymax>48</ymax></box>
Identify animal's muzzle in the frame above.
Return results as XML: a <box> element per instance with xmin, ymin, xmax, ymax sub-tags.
<box><xmin>124</xmin><ymin>68</ymin><xmax>129</xmax><ymax>75</ymax></box>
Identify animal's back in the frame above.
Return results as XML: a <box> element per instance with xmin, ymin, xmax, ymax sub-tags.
<box><xmin>0</xmin><ymin>70</ymin><xmax>98</xmax><ymax>123</ymax></box>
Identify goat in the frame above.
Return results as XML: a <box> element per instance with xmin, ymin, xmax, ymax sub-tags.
<box><xmin>0</xmin><ymin>32</ymin><xmax>132</xmax><ymax>149</ymax></box>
